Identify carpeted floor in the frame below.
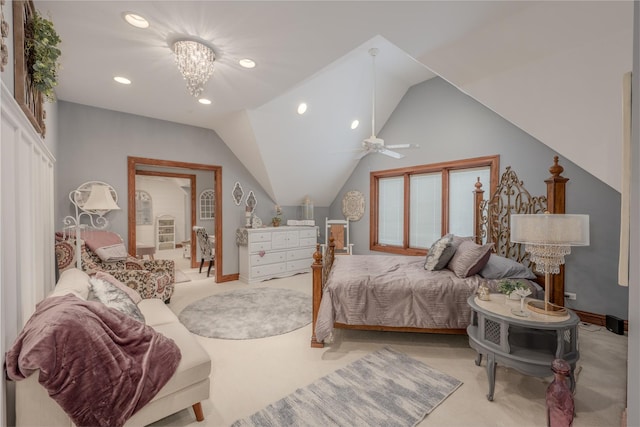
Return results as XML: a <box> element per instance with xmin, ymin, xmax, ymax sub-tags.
<box><xmin>178</xmin><ymin>287</ymin><xmax>312</xmax><ymax>339</ymax></box>
<box><xmin>175</xmin><ymin>269</ymin><xmax>191</xmax><ymax>283</ymax></box>
<box><xmin>231</xmin><ymin>347</ymin><xmax>461</xmax><ymax>426</ymax></box>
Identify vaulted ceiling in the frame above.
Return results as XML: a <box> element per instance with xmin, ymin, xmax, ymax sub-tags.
<box><xmin>41</xmin><ymin>1</ymin><xmax>633</xmax><ymax>206</ymax></box>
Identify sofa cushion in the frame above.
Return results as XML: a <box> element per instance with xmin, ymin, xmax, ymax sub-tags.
<box><xmin>138</xmin><ymin>298</ymin><xmax>180</xmax><ymax>327</ymax></box>
<box><xmin>49</xmin><ymin>268</ymin><xmax>90</xmax><ymax>300</ymax></box>
<box><xmin>150</xmin><ymin>322</ymin><xmax>211</xmax><ymax>401</ymax></box>
<box><xmin>89</xmin><ymin>277</ymin><xmax>145</xmax><ymax>323</ymax></box>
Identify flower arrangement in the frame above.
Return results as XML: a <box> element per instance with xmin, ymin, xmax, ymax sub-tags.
<box><xmin>272</xmin><ymin>205</ymin><xmax>282</xmax><ymax>227</ymax></box>
<box><xmin>498</xmin><ymin>279</ymin><xmax>527</xmax><ymax>296</ymax></box>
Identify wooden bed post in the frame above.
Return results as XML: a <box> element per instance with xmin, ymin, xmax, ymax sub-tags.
<box><xmin>474</xmin><ymin>178</ymin><xmax>485</xmax><ymax>245</ymax></box>
<box><xmin>311</xmin><ymin>244</ymin><xmax>324</xmax><ymax>348</ymax></box>
<box><xmin>545</xmin><ymin>156</ymin><xmax>568</xmax><ymax>306</ymax></box>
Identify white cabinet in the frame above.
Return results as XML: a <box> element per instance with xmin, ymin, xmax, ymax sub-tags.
<box><xmin>239</xmin><ymin>226</ymin><xmax>317</xmax><ymax>284</ymax></box>
<box><xmin>156</xmin><ymin>215</ymin><xmax>176</xmax><ymax>250</ymax></box>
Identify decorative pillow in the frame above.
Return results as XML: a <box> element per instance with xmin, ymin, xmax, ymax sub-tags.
<box><xmin>89</xmin><ymin>277</ymin><xmax>145</xmax><ymax>323</ymax></box>
<box><xmin>447</xmin><ymin>240</ymin><xmax>494</xmax><ymax>278</ymax></box>
<box><xmin>95</xmin><ymin>271</ymin><xmax>142</xmax><ymax>303</ymax></box>
<box><xmin>479</xmin><ymin>254</ymin><xmax>537</xmax><ymax>280</ymax></box>
<box><xmin>424</xmin><ymin>234</ymin><xmax>454</xmax><ymax>271</ymax></box>
<box><xmin>94</xmin><ymin>243</ymin><xmax>129</xmax><ymax>262</ymax></box>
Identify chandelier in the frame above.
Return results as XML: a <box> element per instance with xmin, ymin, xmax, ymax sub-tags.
<box><xmin>173</xmin><ymin>40</ymin><xmax>216</xmax><ymax>97</ymax></box>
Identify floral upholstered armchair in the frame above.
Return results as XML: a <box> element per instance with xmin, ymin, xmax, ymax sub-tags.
<box><xmin>55</xmin><ymin>231</ymin><xmax>175</xmax><ymax>302</ymax></box>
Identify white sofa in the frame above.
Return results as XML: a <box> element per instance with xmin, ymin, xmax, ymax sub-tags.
<box><xmin>14</xmin><ymin>268</ymin><xmax>211</xmax><ymax>426</ymax></box>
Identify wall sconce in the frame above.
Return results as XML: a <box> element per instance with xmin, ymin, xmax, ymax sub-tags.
<box><xmin>63</xmin><ymin>181</ymin><xmax>120</xmax><ymax>268</ymax></box>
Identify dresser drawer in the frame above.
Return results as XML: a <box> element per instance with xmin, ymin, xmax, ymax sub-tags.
<box><xmin>250</xmin><ymin>251</ymin><xmax>286</xmax><ymax>265</ymax></box>
<box><xmin>287</xmin><ymin>247</ymin><xmax>315</xmax><ymax>261</ymax></box>
<box><xmin>249</xmin><ymin>241</ymin><xmax>272</xmax><ymax>252</ymax></box>
<box><xmin>249</xmin><ymin>232</ymin><xmax>271</xmax><ymax>243</ymax></box>
<box><xmin>299</xmin><ymin>237</ymin><xmax>316</xmax><ymax>247</ymax></box>
<box><xmin>286</xmin><ymin>258</ymin><xmax>312</xmax><ymax>272</ymax></box>
<box><xmin>251</xmin><ymin>262</ymin><xmax>286</xmax><ymax>278</ymax></box>
<box><xmin>299</xmin><ymin>228</ymin><xmax>316</xmax><ymax>239</ymax></box>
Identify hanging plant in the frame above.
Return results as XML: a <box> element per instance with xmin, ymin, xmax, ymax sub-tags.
<box><xmin>24</xmin><ymin>9</ymin><xmax>61</xmax><ymax>101</ymax></box>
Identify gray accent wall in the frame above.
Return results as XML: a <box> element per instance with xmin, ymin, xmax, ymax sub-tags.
<box><xmin>55</xmin><ymin>101</ymin><xmax>277</xmax><ymax>277</ymax></box>
<box><xmin>330</xmin><ymin>77</ymin><xmax>628</xmax><ymax>320</ymax></box>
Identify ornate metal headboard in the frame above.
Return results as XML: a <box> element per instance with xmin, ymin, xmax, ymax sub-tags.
<box><xmin>475</xmin><ymin>166</ymin><xmax>547</xmax><ymax>270</ymax></box>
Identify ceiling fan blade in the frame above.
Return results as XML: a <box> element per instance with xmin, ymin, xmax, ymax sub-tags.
<box><xmin>385</xmin><ymin>143</ymin><xmax>420</xmax><ymax>149</ymax></box>
<box><xmin>378</xmin><ymin>148</ymin><xmax>404</xmax><ymax>159</ymax></box>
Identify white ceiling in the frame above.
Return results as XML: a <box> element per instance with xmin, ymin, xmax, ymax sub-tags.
<box><xmin>40</xmin><ymin>1</ymin><xmax>633</xmax><ymax>206</ymax></box>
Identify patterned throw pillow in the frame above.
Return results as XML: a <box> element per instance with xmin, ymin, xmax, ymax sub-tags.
<box><xmin>89</xmin><ymin>277</ymin><xmax>145</xmax><ymax>323</ymax></box>
<box><xmin>424</xmin><ymin>234</ymin><xmax>454</xmax><ymax>270</ymax></box>
<box><xmin>447</xmin><ymin>240</ymin><xmax>494</xmax><ymax>278</ymax></box>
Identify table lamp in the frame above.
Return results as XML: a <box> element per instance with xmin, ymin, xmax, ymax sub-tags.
<box><xmin>510</xmin><ymin>213</ymin><xmax>589</xmax><ymax>316</ymax></box>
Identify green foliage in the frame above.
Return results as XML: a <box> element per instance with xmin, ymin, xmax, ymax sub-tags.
<box><xmin>25</xmin><ymin>10</ymin><xmax>61</xmax><ymax>101</ymax></box>
<box><xmin>498</xmin><ymin>280</ymin><xmax>527</xmax><ymax>295</ymax></box>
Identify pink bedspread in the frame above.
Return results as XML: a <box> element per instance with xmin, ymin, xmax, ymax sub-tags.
<box><xmin>5</xmin><ymin>294</ymin><xmax>181</xmax><ymax>427</ymax></box>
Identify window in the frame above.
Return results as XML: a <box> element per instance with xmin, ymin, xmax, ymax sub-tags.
<box><xmin>135</xmin><ymin>190</ymin><xmax>152</xmax><ymax>225</ymax></box>
<box><xmin>371</xmin><ymin>155</ymin><xmax>498</xmax><ymax>255</ymax></box>
<box><xmin>199</xmin><ymin>189</ymin><xmax>215</xmax><ymax>220</ymax></box>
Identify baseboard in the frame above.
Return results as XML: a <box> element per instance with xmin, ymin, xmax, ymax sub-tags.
<box><xmin>573</xmin><ymin>309</ymin><xmax>628</xmax><ymax>332</ymax></box>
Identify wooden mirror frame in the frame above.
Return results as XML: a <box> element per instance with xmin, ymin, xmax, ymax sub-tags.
<box><xmin>127</xmin><ymin>156</ymin><xmax>224</xmax><ymax>283</ymax></box>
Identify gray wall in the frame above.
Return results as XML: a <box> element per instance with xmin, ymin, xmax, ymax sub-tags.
<box><xmin>55</xmin><ymin>101</ymin><xmax>277</xmax><ymax>277</ymax></box>
<box><xmin>330</xmin><ymin>77</ymin><xmax>628</xmax><ymax>320</ymax></box>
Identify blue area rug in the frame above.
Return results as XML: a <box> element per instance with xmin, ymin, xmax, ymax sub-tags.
<box><xmin>178</xmin><ymin>287</ymin><xmax>311</xmax><ymax>339</ymax></box>
<box><xmin>231</xmin><ymin>347</ymin><xmax>462</xmax><ymax>426</ymax></box>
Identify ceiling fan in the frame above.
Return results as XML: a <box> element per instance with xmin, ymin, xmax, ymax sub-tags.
<box><xmin>356</xmin><ymin>48</ymin><xmax>419</xmax><ymax>160</ymax></box>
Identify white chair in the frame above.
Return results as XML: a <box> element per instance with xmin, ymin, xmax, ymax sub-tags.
<box><xmin>324</xmin><ymin>217</ymin><xmax>353</xmax><ymax>255</ymax></box>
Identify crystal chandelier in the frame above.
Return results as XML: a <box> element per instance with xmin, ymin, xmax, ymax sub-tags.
<box><xmin>173</xmin><ymin>40</ymin><xmax>216</xmax><ymax>97</ymax></box>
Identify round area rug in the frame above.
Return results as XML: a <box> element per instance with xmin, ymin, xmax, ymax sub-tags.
<box><xmin>178</xmin><ymin>287</ymin><xmax>312</xmax><ymax>339</ymax></box>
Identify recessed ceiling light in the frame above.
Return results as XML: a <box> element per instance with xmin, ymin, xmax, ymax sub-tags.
<box><xmin>351</xmin><ymin>120</ymin><xmax>359</xmax><ymax>130</ymax></box>
<box><xmin>239</xmin><ymin>58</ymin><xmax>256</xmax><ymax>69</ymax></box>
<box><xmin>113</xmin><ymin>76</ymin><xmax>131</xmax><ymax>85</ymax></box>
<box><xmin>297</xmin><ymin>103</ymin><xmax>307</xmax><ymax>115</ymax></box>
<box><xmin>198</xmin><ymin>98</ymin><xmax>212</xmax><ymax>105</ymax></box>
<box><xmin>123</xmin><ymin>12</ymin><xmax>149</xmax><ymax>29</ymax></box>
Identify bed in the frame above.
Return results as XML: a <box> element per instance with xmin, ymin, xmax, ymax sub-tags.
<box><xmin>310</xmin><ymin>156</ymin><xmax>569</xmax><ymax>348</ymax></box>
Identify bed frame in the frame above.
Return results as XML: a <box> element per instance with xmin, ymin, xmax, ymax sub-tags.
<box><xmin>311</xmin><ymin>156</ymin><xmax>568</xmax><ymax>348</ymax></box>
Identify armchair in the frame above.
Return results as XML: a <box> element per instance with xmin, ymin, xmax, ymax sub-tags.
<box><xmin>55</xmin><ymin>232</ymin><xmax>175</xmax><ymax>302</ymax></box>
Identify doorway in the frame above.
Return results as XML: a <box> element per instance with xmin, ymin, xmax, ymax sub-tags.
<box><xmin>127</xmin><ymin>157</ymin><xmax>222</xmax><ymax>283</ymax></box>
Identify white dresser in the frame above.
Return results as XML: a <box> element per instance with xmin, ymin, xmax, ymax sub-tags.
<box><xmin>238</xmin><ymin>226</ymin><xmax>318</xmax><ymax>284</ymax></box>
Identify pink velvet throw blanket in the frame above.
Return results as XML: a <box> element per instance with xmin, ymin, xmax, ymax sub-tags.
<box><xmin>5</xmin><ymin>294</ymin><xmax>181</xmax><ymax>427</ymax></box>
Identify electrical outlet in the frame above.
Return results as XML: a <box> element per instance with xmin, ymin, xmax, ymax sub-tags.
<box><xmin>564</xmin><ymin>292</ymin><xmax>577</xmax><ymax>300</ymax></box>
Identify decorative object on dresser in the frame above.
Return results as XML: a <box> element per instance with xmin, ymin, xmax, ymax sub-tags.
<box><xmin>155</xmin><ymin>214</ymin><xmax>176</xmax><ymax>250</ymax></box>
<box><xmin>272</xmin><ymin>204</ymin><xmax>283</xmax><ymax>227</ymax></box>
<box><xmin>63</xmin><ymin>181</ymin><xmax>121</xmax><ymax>269</ymax></box>
<box><xmin>238</xmin><ymin>226</ymin><xmax>317</xmax><ymax>284</ymax></box>
<box><xmin>511</xmin><ymin>213</ymin><xmax>589</xmax><ymax>316</ymax></box>
<box><xmin>193</xmin><ymin>226</ymin><xmax>215</xmax><ymax>277</ymax></box>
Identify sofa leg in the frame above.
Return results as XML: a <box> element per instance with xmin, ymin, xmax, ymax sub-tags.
<box><xmin>192</xmin><ymin>402</ymin><xmax>204</xmax><ymax>422</ymax></box>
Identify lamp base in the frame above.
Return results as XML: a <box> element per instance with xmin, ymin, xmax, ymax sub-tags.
<box><xmin>527</xmin><ymin>300</ymin><xmax>568</xmax><ymax>316</ymax></box>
